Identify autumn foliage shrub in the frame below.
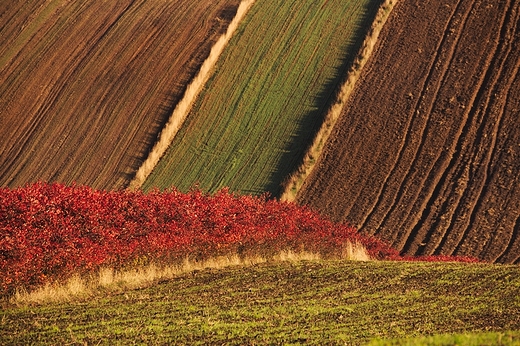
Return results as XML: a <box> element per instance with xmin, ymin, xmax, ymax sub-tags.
<box><xmin>0</xmin><ymin>182</ymin><xmax>396</xmax><ymax>295</ymax></box>
<box><xmin>0</xmin><ymin>182</ymin><xmax>477</xmax><ymax>296</ymax></box>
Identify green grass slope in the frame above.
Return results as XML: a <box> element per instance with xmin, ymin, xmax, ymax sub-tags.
<box><xmin>2</xmin><ymin>260</ymin><xmax>519</xmax><ymax>344</ymax></box>
<box><xmin>368</xmin><ymin>331</ymin><xmax>520</xmax><ymax>346</ymax></box>
<box><xmin>143</xmin><ymin>0</ymin><xmax>382</xmax><ymax>196</ymax></box>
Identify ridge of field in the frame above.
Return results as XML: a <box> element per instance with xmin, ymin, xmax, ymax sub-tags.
<box><xmin>142</xmin><ymin>0</ymin><xmax>383</xmax><ymax>196</ymax></box>
<box><xmin>0</xmin><ymin>0</ymin><xmax>240</xmax><ymax>190</ymax></box>
<box><xmin>296</xmin><ymin>0</ymin><xmax>520</xmax><ymax>263</ymax></box>
<box><xmin>2</xmin><ymin>260</ymin><xmax>519</xmax><ymax>344</ymax></box>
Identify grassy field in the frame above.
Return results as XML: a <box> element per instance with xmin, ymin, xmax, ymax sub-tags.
<box><xmin>2</xmin><ymin>260</ymin><xmax>519</xmax><ymax>344</ymax></box>
<box><xmin>367</xmin><ymin>331</ymin><xmax>520</xmax><ymax>345</ymax></box>
<box><xmin>143</xmin><ymin>0</ymin><xmax>382</xmax><ymax>196</ymax></box>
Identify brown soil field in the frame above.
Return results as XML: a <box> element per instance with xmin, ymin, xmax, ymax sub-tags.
<box><xmin>297</xmin><ymin>0</ymin><xmax>520</xmax><ymax>263</ymax></box>
<box><xmin>0</xmin><ymin>0</ymin><xmax>240</xmax><ymax>190</ymax></box>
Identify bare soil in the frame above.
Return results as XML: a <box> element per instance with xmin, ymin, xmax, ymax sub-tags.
<box><xmin>297</xmin><ymin>0</ymin><xmax>520</xmax><ymax>263</ymax></box>
<box><xmin>0</xmin><ymin>0</ymin><xmax>240</xmax><ymax>190</ymax></box>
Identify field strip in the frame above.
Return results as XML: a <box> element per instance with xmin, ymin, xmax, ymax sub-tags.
<box><xmin>396</xmin><ymin>0</ymin><xmax>513</xmax><ymax>254</ymax></box>
<box><xmin>436</xmin><ymin>4</ymin><xmax>518</xmax><ymax>259</ymax></box>
<box><xmin>353</xmin><ymin>0</ymin><xmax>468</xmax><ymax>231</ymax></box>
<box><xmin>141</xmin><ymin>0</ymin><xmax>383</xmax><ymax>195</ymax></box>
<box><xmin>374</xmin><ymin>0</ymin><xmax>476</xmax><ymax>245</ymax></box>
<box><xmin>463</xmin><ymin>0</ymin><xmax>519</xmax><ymax>262</ymax></box>
<box><xmin>3</xmin><ymin>260</ymin><xmax>520</xmax><ymax>344</ymax></box>
<box><xmin>292</xmin><ymin>0</ymin><xmax>520</xmax><ymax>263</ymax></box>
<box><xmin>0</xmin><ymin>0</ymin><xmax>63</xmax><ymax>69</ymax></box>
<box><xmin>279</xmin><ymin>0</ymin><xmax>397</xmax><ymax>202</ymax></box>
<box><xmin>1</xmin><ymin>1</ymin><xmax>242</xmax><ymax>190</ymax></box>
<box><xmin>348</xmin><ymin>0</ymin><xmax>475</xmax><ymax>244</ymax></box>
<box><xmin>128</xmin><ymin>0</ymin><xmax>255</xmax><ymax>190</ymax></box>
<box><xmin>495</xmin><ymin>71</ymin><xmax>520</xmax><ymax>263</ymax></box>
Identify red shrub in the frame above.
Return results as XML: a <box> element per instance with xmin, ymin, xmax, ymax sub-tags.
<box><xmin>0</xmin><ymin>182</ymin><xmax>477</xmax><ymax>295</ymax></box>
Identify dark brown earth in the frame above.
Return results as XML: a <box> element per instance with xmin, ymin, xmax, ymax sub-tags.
<box><xmin>297</xmin><ymin>0</ymin><xmax>520</xmax><ymax>263</ymax></box>
<box><xmin>0</xmin><ymin>0</ymin><xmax>239</xmax><ymax>190</ymax></box>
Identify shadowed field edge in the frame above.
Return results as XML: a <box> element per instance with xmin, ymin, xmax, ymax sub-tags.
<box><xmin>280</xmin><ymin>0</ymin><xmax>398</xmax><ymax>202</ymax></box>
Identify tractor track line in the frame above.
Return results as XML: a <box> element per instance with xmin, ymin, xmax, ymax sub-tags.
<box><xmin>359</xmin><ymin>0</ymin><xmax>465</xmax><ymax>234</ymax></box>
<box><xmin>399</xmin><ymin>0</ymin><xmax>511</xmax><ymax>254</ymax></box>
<box><xmin>448</xmin><ymin>0</ymin><xmax>517</xmax><ymax>258</ymax></box>
<box><xmin>438</xmin><ymin>2</ymin><xmax>519</xmax><ymax>258</ymax></box>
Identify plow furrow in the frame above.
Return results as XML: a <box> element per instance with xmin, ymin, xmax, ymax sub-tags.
<box><xmin>0</xmin><ymin>0</ymin><xmax>241</xmax><ymax>190</ymax></box>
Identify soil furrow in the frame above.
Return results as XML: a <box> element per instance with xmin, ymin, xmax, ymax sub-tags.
<box><xmin>357</xmin><ymin>0</ymin><xmax>464</xmax><ymax>232</ymax></box>
<box><xmin>404</xmin><ymin>0</ymin><xmax>517</xmax><ymax>256</ymax></box>
<box><xmin>447</xmin><ymin>1</ymin><xmax>519</xmax><ymax>259</ymax></box>
<box><xmin>377</xmin><ymin>0</ymin><xmax>472</xmax><ymax>238</ymax></box>
<box><xmin>438</xmin><ymin>4</ymin><xmax>519</xmax><ymax>258</ymax></box>
<box><xmin>498</xmin><ymin>214</ymin><xmax>520</xmax><ymax>264</ymax></box>
<box><xmin>297</xmin><ymin>0</ymin><xmax>466</xmax><ymax>231</ymax></box>
<box><xmin>386</xmin><ymin>0</ymin><xmax>512</xmax><ymax>253</ymax></box>
<box><xmin>0</xmin><ymin>0</ymin><xmax>240</xmax><ymax>190</ymax></box>
<box><xmin>373</xmin><ymin>0</ymin><xmax>476</xmax><ymax>246</ymax></box>
<box><xmin>493</xmin><ymin>62</ymin><xmax>520</xmax><ymax>264</ymax></box>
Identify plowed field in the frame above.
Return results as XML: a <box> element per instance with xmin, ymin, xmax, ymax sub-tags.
<box><xmin>0</xmin><ymin>0</ymin><xmax>239</xmax><ymax>189</ymax></box>
<box><xmin>297</xmin><ymin>0</ymin><xmax>520</xmax><ymax>263</ymax></box>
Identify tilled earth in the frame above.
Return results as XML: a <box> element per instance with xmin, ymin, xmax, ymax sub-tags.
<box><xmin>297</xmin><ymin>0</ymin><xmax>520</xmax><ymax>263</ymax></box>
<box><xmin>0</xmin><ymin>0</ymin><xmax>239</xmax><ymax>189</ymax></box>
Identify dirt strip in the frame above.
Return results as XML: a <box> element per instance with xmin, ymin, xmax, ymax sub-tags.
<box><xmin>0</xmin><ymin>0</ymin><xmax>240</xmax><ymax>190</ymax></box>
<box><xmin>128</xmin><ymin>0</ymin><xmax>256</xmax><ymax>190</ymax></box>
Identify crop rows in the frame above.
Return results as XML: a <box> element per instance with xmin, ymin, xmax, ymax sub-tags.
<box><xmin>296</xmin><ymin>0</ymin><xmax>520</xmax><ymax>263</ymax></box>
<box><xmin>0</xmin><ymin>0</ymin><xmax>240</xmax><ymax>190</ymax></box>
<box><xmin>143</xmin><ymin>0</ymin><xmax>382</xmax><ymax>196</ymax></box>
<box><xmin>3</xmin><ymin>261</ymin><xmax>518</xmax><ymax>344</ymax></box>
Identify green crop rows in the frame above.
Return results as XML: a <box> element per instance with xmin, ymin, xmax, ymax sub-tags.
<box><xmin>143</xmin><ymin>0</ymin><xmax>381</xmax><ymax>196</ymax></box>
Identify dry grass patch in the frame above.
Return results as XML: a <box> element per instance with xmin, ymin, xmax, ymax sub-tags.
<box><xmin>11</xmin><ymin>243</ymin><xmax>370</xmax><ymax>306</ymax></box>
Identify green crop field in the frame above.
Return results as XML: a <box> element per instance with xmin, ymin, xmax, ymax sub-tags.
<box><xmin>143</xmin><ymin>0</ymin><xmax>382</xmax><ymax>196</ymax></box>
<box><xmin>2</xmin><ymin>260</ymin><xmax>519</xmax><ymax>344</ymax></box>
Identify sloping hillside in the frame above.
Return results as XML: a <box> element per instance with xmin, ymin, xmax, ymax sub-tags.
<box><xmin>296</xmin><ymin>0</ymin><xmax>520</xmax><ymax>263</ymax></box>
<box><xmin>3</xmin><ymin>260</ymin><xmax>520</xmax><ymax>344</ymax></box>
<box><xmin>0</xmin><ymin>0</ymin><xmax>239</xmax><ymax>189</ymax></box>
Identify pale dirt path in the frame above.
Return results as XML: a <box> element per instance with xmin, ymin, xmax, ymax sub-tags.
<box><xmin>128</xmin><ymin>0</ymin><xmax>256</xmax><ymax>190</ymax></box>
